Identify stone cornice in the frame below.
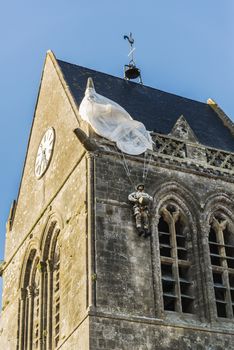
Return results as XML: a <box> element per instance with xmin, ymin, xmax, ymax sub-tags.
<box><xmin>94</xmin><ymin>133</ymin><xmax>234</xmax><ymax>182</ymax></box>
<box><xmin>88</xmin><ymin>310</ymin><xmax>234</xmax><ymax>335</ymax></box>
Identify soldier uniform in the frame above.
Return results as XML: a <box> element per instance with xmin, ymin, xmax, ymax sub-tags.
<box><xmin>128</xmin><ymin>184</ymin><xmax>153</xmax><ymax>237</ymax></box>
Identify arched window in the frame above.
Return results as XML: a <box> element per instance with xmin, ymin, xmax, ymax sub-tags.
<box><xmin>18</xmin><ymin>249</ymin><xmax>41</xmax><ymax>350</ymax></box>
<box><xmin>158</xmin><ymin>205</ymin><xmax>194</xmax><ymax>314</ymax></box>
<box><xmin>18</xmin><ymin>220</ymin><xmax>61</xmax><ymax>350</ymax></box>
<box><xmin>42</xmin><ymin>221</ymin><xmax>61</xmax><ymax>349</ymax></box>
<box><xmin>209</xmin><ymin>214</ymin><xmax>234</xmax><ymax>318</ymax></box>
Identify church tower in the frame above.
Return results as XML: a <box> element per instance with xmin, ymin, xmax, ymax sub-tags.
<box><xmin>0</xmin><ymin>51</ymin><xmax>234</xmax><ymax>349</ymax></box>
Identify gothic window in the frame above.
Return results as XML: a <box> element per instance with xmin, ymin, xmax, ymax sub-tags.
<box><xmin>209</xmin><ymin>215</ymin><xmax>234</xmax><ymax>319</ymax></box>
<box><xmin>18</xmin><ymin>250</ymin><xmax>41</xmax><ymax>350</ymax></box>
<box><xmin>18</xmin><ymin>221</ymin><xmax>61</xmax><ymax>350</ymax></box>
<box><xmin>42</xmin><ymin>221</ymin><xmax>61</xmax><ymax>349</ymax></box>
<box><xmin>158</xmin><ymin>205</ymin><xmax>195</xmax><ymax>314</ymax></box>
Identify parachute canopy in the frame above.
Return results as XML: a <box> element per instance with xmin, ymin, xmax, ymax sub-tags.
<box><xmin>79</xmin><ymin>78</ymin><xmax>153</xmax><ymax>155</ymax></box>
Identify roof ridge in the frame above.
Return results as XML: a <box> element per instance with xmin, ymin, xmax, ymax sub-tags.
<box><xmin>207</xmin><ymin>99</ymin><xmax>234</xmax><ymax>137</ymax></box>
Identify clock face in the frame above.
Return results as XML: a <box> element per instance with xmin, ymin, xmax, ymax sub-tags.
<box><xmin>35</xmin><ymin>127</ymin><xmax>55</xmax><ymax>179</ymax></box>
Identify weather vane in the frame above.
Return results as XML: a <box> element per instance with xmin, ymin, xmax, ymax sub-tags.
<box><xmin>123</xmin><ymin>32</ymin><xmax>142</xmax><ymax>84</ymax></box>
<box><xmin>124</xmin><ymin>32</ymin><xmax>136</xmax><ymax>65</ymax></box>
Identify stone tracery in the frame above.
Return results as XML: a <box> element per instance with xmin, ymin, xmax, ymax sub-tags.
<box><xmin>18</xmin><ymin>218</ymin><xmax>61</xmax><ymax>350</ymax></box>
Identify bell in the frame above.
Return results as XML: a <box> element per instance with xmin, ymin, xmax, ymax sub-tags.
<box><xmin>124</xmin><ymin>64</ymin><xmax>141</xmax><ymax>80</ymax></box>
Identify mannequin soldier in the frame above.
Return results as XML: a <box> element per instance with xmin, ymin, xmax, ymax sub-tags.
<box><xmin>128</xmin><ymin>184</ymin><xmax>153</xmax><ymax>237</ymax></box>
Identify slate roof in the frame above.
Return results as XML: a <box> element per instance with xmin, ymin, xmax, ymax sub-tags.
<box><xmin>58</xmin><ymin>59</ymin><xmax>234</xmax><ymax>153</ymax></box>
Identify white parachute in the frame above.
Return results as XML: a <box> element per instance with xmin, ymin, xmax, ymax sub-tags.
<box><xmin>79</xmin><ymin>78</ymin><xmax>153</xmax><ymax>155</ymax></box>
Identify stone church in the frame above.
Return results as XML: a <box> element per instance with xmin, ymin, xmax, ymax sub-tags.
<box><xmin>0</xmin><ymin>50</ymin><xmax>234</xmax><ymax>349</ymax></box>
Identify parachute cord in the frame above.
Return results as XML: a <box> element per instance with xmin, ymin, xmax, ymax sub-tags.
<box><xmin>115</xmin><ymin>146</ymin><xmax>152</xmax><ymax>188</ymax></box>
<box><xmin>142</xmin><ymin>151</ymin><xmax>147</xmax><ymax>183</ymax></box>
<box><xmin>114</xmin><ymin>146</ymin><xmax>134</xmax><ymax>188</ymax></box>
<box><xmin>142</xmin><ymin>151</ymin><xmax>153</xmax><ymax>184</ymax></box>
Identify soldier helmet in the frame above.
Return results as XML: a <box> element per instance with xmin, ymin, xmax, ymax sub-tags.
<box><xmin>136</xmin><ymin>183</ymin><xmax>144</xmax><ymax>191</ymax></box>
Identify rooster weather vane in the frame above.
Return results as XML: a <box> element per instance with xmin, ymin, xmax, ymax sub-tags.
<box><xmin>123</xmin><ymin>33</ymin><xmax>142</xmax><ymax>83</ymax></box>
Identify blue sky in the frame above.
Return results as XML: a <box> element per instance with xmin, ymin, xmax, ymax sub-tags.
<box><xmin>0</xmin><ymin>0</ymin><xmax>233</xmax><ymax>299</ymax></box>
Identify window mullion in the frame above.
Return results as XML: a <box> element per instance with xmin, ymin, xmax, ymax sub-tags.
<box><xmin>46</xmin><ymin>260</ymin><xmax>54</xmax><ymax>350</ymax></box>
<box><xmin>53</xmin><ymin>244</ymin><xmax>60</xmax><ymax>349</ymax></box>
<box><xmin>39</xmin><ymin>262</ymin><xmax>46</xmax><ymax>350</ymax></box>
<box><xmin>217</xmin><ymin>228</ymin><xmax>228</xmax><ymax>269</ymax></box>
<box><xmin>26</xmin><ymin>286</ymin><xmax>34</xmax><ymax>350</ymax></box>
<box><xmin>223</xmin><ymin>269</ymin><xmax>233</xmax><ymax>318</ymax></box>
<box><xmin>171</xmin><ymin>220</ymin><xmax>182</xmax><ymax>313</ymax></box>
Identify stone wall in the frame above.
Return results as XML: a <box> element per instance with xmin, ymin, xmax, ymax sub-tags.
<box><xmin>91</xmin><ymin>151</ymin><xmax>234</xmax><ymax>349</ymax></box>
<box><xmin>4</xmin><ymin>52</ymin><xmax>86</xmax><ymax>260</ymax></box>
<box><xmin>0</xmin><ymin>52</ymin><xmax>90</xmax><ymax>349</ymax></box>
<box><xmin>0</xmin><ymin>157</ymin><xmax>89</xmax><ymax>349</ymax></box>
<box><xmin>90</xmin><ymin>315</ymin><xmax>234</xmax><ymax>350</ymax></box>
